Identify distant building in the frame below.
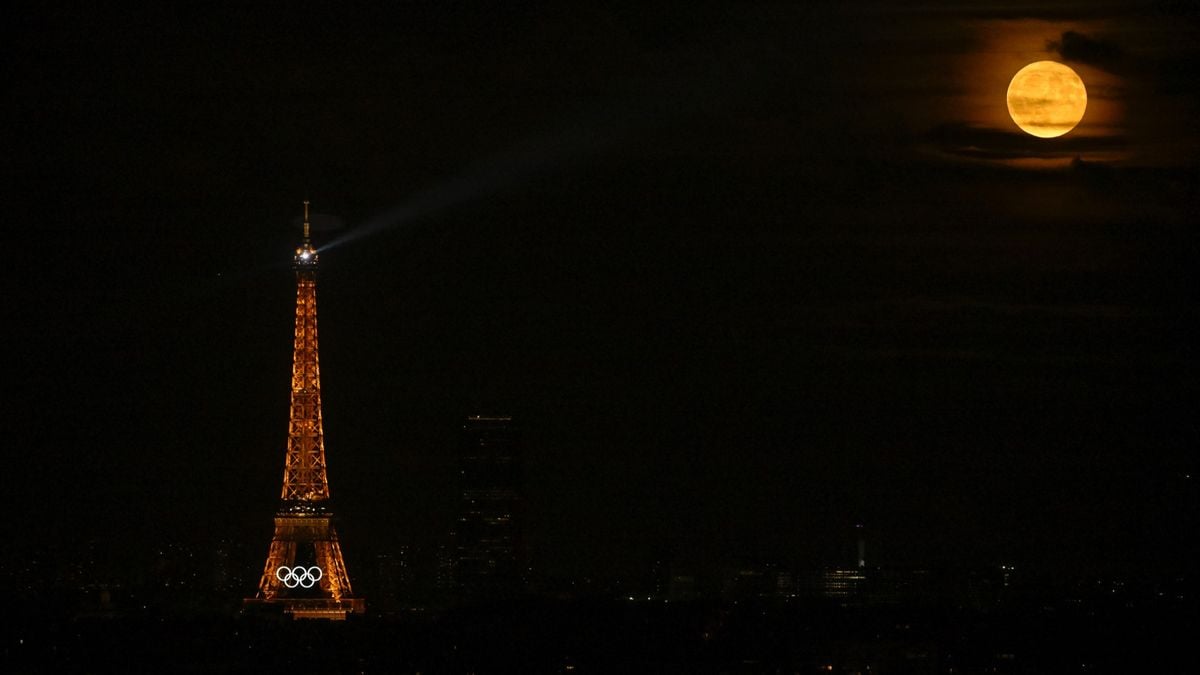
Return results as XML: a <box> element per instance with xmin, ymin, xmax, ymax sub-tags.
<box><xmin>722</xmin><ymin>563</ymin><xmax>789</xmax><ymax>600</ymax></box>
<box><xmin>774</xmin><ymin>569</ymin><xmax>794</xmax><ymax>596</ymax></box>
<box><xmin>213</xmin><ymin>540</ymin><xmax>242</xmax><ymax>593</ymax></box>
<box><xmin>667</xmin><ymin>573</ymin><xmax>699</xmax><ymax>602</ymax></box>
<box><xmin>820</xmin><ymin>568</ymin><xmax>867</xmax><ymax>600</ymax></box>
<box><xmin>434</xmin><ymin>538</ymin><xmax>455</xmax><ymax>593</ymax></box>
<box><xmin>792</xmin><ymin>566</ymin><xmax>941</xmax><ymax>607</ymax></box>
<box><xmin>452</xmin><ymin>415</ymin><xmax>523</xmax><ymax>599</ymax></box>
<box><xmin>371</xmin><ymin>548</ymin><xmax>412</xmax><ymax>611</ymax></box>
<box><xmin>855</xmin><ymin>523</ymin><xmax>867</xmax><ymax>569</ymax></box>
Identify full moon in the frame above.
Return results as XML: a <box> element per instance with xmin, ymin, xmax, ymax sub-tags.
<box><xmin>1006</xmin><ymin>61</ymin><xmax>1087</xmax><ymax>138</ymax></box>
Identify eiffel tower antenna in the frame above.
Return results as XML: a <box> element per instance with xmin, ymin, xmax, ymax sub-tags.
<box><xmin>244</xmin><ymin>202</ymin><xmax>364</xmax><ymax>619</ymax></box>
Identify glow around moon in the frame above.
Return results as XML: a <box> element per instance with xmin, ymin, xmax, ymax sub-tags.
<box><xmin>1006</xmin><ymin>61</ymin><xmax>1087</xmax><ymax>138</ymax></box>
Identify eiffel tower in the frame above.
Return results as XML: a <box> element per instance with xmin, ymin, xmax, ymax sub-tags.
<box><xmin>244</xmin><ymin>202</ymin><xmax>365</xmax><ymax>619</ymax></box>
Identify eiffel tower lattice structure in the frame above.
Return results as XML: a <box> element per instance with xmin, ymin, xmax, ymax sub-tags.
<box><xmin>244</xmin><ymin>202</ymin><xmax>365</xmax><ymax>620</ymax></box>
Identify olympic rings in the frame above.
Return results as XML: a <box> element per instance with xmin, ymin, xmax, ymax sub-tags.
<box><xmin>276</xmin><ymin>565</ymin><xmax>323</xmax><ymax>589</ymax></box>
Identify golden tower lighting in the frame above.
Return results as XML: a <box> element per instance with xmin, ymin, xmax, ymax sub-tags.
<box><xmin>244</xmin><ymin>202</ymin><xmax>365</xmax><ymax>619</ymax></box>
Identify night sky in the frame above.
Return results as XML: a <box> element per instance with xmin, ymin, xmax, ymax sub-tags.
<box><xmin>7</xmin><ymin>2</ymin><xmax>1198</xmax><ymax>583</ymax></box>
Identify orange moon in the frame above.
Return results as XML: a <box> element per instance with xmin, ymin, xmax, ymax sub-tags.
<box><xmin>1006</xmin><ymin>61</ymin><xmax>1087</xmax><ymax>138</ymax></box>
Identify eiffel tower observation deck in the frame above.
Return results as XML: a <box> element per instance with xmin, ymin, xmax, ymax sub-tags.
<box><xmin>244</xmin><ymin>202</ymin><xmax>365</xmax><ymax>620</ymax></box>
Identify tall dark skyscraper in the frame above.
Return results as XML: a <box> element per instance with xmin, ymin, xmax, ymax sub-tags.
<box><xmin>452</xmin><ymin>415</ymin><xmax>523</xmax><ymax>599</ymax></box>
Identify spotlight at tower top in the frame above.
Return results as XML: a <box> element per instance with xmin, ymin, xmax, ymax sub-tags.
<box><xmin>293</xmin><ymin>200</ymin><xmax>320</xmax><ymax>269</ymax></box>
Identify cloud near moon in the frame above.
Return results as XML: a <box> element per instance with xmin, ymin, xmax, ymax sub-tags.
<box><xmin>1046</xmin><ymin>31</ymin><xmax>1127</xmax><ymax>76</ymax></box>
<box><xmin>924</xmin><ymin>122</ymin><xmax>1126</xmax><ymax>162</ymax></box>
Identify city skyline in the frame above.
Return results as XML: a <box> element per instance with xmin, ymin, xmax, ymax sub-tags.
<box><xmin>7</xmin><ymin>2</ymin><xmax>1198</xmax><ymax>590</ymax></box>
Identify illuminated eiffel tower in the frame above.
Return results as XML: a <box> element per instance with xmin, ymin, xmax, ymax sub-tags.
<box><xmin>245</xmin><ymin>202</ymin><xmax>365</xmax><ymax>619</ymax></box>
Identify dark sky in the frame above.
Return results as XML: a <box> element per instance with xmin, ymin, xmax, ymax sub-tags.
<box><xmin>6</xmin><ymin>2</ymin><xmax>1198</xmax><ymax>582</ymax></box>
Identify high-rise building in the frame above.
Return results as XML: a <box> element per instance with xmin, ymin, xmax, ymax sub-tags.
<box><xmin>370</xmin><ymin>548</ymin><xmax>412</xmax><ymax>611</ymax></box>
<box><xmin>452</xmin><ymin>415</ymin><xmax>523</xmax><ymax>599</ymax></box>
<box><xmin>244</xmin><ymin>203</ymin><xmax>364</xmax><ymax>619</ymax></box>
<box><xmin>856</xmin><ymin>522</ymin><xmax>867</xmax><ymax>569</ymax></box>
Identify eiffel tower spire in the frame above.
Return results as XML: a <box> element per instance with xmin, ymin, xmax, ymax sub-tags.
<box><xmin>245</xmin><ymin>202</ymin><xmax>364</xmax><ymax>619</ymax></box>
<box><xmin>282</xmin><ymin>200</ymin><xmax>327</xmax><ymax>502</ymax></box>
